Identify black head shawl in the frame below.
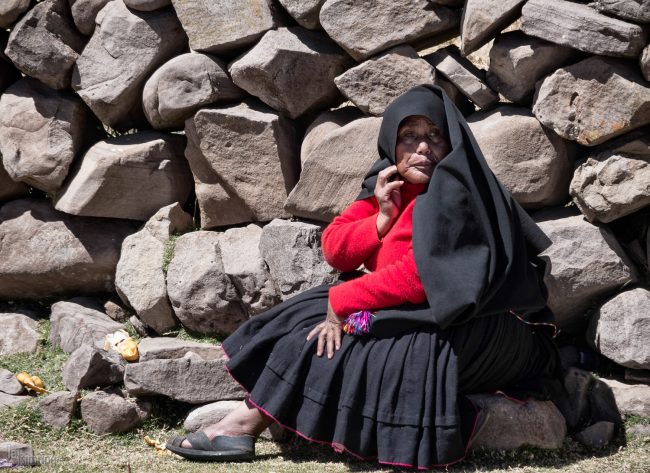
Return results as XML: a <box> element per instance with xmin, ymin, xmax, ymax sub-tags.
<box><xmin>359</xmin><ymin>85</ymin><xmax>555</xmax><ymax>331</ymax></box>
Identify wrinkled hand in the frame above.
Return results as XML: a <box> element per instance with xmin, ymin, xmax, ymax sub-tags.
<box><xmin>306</xmin><ymin>301</ymin><xmax>343</xmax><ymax>359</ymax></box>
<box><xmin>374</xmin><ymin>165</ymin><xmax>402</xmax><ymax>238</ymax></box>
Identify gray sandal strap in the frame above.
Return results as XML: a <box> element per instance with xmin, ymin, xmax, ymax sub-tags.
<box><xmin>186</xmin><ymin>431</ymin><xmax>214</xmax><ymax>451</ymax></box>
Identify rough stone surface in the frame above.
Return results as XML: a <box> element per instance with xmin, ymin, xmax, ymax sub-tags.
<box><xmin>62</xmin><ymin>344</ymin><xmax>124</xmax><ymax>392</ymax></box>
<box><xmin>570</xmin><ymin>138</ymin><xmax>650</xmax><ymax>223</ymax></box>
<box><xmin>104</xmin><ymin>300</ymin><xmax>129</xmax><ymax>323</ymax></box>
<box><xmin>535</xmin><ymin>208</ymin><xmax>635</xmax><ymax>329</ymax></box>
<box><xmin>460</xmin><ymin>0</ymin><xmax>526</xmax><ymax>55</ymax></box>
<box><xmin>320</xmin><ymin>0</ymin><xmax>459</xmax><ymax>61</ymax></box>
<box><xmin>115</xmin><ymin>203</ymin><xmax>193</xmax><ymax>335</ymax></box>
<box><xmin>38</xmin><ymin>391</ymin><xmax>78</xmax><ymax>429</ymax></box>
<box><xmin>129</xmin><ymin>315</ymin><xmax>150</xmax><ymax>337</ymax></box>
<box><xmin>467</xmin><ymin>106</ymin><xmax>574</xmax><ymax>208</ymax></box>
<box><xmin>0</xmin><ymin>200</ymin><xmax>137</xmax><ymax>299</ymax></box>
<box><xmin>0</xmin><ymin>442</ymin><xmax>35</xmax><ymax>467</ymax></box>
<box><xmin>285</xmin><ymin>116</ymin><xmax>382</xmax><ymax>222</ymax></box>
<box><xmin>575</xmin><ymin>421</ymin><xmax>615</xmax><ymax>448</ymax></box>
<box><xmin>521</xmin><ymin>0</ymin><xmax>646</xmax><ymax>58</ymax></box>
<box><xmin>468</xmin><ymin>395</ymin><xmax>566</xmax><ymax>450</ymax></box>
<box><xmin>334</xmin><ymin>45</ymin><xmax>436</xmax><ymax>116</ymax></box>
<box><xmin>49</xmin><ymin>298</ymin><xmax>125</xmax><ymax>353</ymax></box>
<box><xmin>533</xmin><ymin>56</ymin><xmax>650</xmax><ymax>147</ymax></box>
<box><xmin>170</xmin><ymin>0</ymin><xmax>278</xmax><ymax>54</ymax></box>
<box><xmin>230</xmin><ymin>27</ymin><xmax>351</xmax><ymax>119</ymax></box>
<box><xmin>167</xmin><ymin>231</ymin><xmax>246</xmax><ymax>335</ymax></box>
<box><xmin>0</xmin><ymin>0</ymin><xmax>31</xmax><ymax>28</ymax></box>
<box><xmin>184</xmin><ymin>101</ymin><xmax>299</xmax><ymax>228</ymax></box>
<box><xmin>54</xmin><ymin>132</ymin><xmax>193</xmax><ymax>221</ymax></box>
<box><xmin>300</xmin><ymin>107</ymin><xmax>363</xmax><ymax>164</ymax></box>
<box><xmin>143</xmin><ymin>53</ymin><xmax>243</xmax><ymax>130</ymax></box>
<box><xmin>183</xmin><ymin>400</ymin><xmax>241</xmax><ymax>432</ymax></box>
<box><xmin>588</xmin><ymin>288</ymin><xmax>650</xmax><ymax>370</ymax></box>
<box><xmin>124</xmin><ymin>352</ymin><xmax>246</xmax><ymax>404</ymax></box>
<box><xmin>137</xmin><ymin>337</ymin><xmax>222</xmax><ymax>362</ymax></box>
<box><xmin>0</xmin><ymin>312</ymin><xmax>39</xmax><ymax>356</ymax></box>
<box><xmin>5</xmin><ymin>0</ymin><xmax>86</xmax><ymax>90</ymax></box>
<box><xmin>0</xmin><ymin>369</ymin><xmax>25</xmax><ymax>396</ymax></box>
<box><xmin>278</xmin><ymin>0</ymin><xmax>324</xmax><ymax>29</ymax></box>
<box><xmin>69</xmin><ymin>0</ymin><xmax>112</xmax><ymax>35</ymax></box>
<box><xmin>0</xmin><ymin>392</ymin><xmax>29</xmax><ymax>409</ymax></box>
<box><xmin>487</xmin><ymin>31</ymin><xmax>580</xmax><ymax>104</ymax></box>
<box><xmin>0</xmin><ymin>78</ymin><xmax>95</xmax><ymax>193</ymax></box>
<box><xmin>81</xmin><ymin>388</ymin><xmax>151</xmax><ymax>434</ymax></box>
<box><xmin>600</xmin><ymin>378</ymin><xmax>650</xmax><ymax>417</ymax></box>
<box><xmin>424</xmin><ymin>46</ymin><xmax>498</xmax><ymax>109</ymax></box>
<box><xmin>595</xmin><ymin>0</ymin><xmax>650</xmax><ymax>23</ymax></box>
<box><xmin>260</xmin><ymin>219</ymin><xmax>339</xmax><ymax>300</ymax></box>
<box><xmin>123</xmin><ymin>0</ymin><xmax>170</xmax><ymax>11</ymax></box>
<box><xmin>641</xmin><ymin>45</ymin><xmax>650</xmax><ymax>82</ymax></box>
<box><xmin>217</xmin><ymin>224</ymin><xmax>280</xmax><ymax>316</ymax></box>
<box><xmin>72</xmin><ymin>0</ymin><xmax>186</xmax><ymax>128</ymax></box>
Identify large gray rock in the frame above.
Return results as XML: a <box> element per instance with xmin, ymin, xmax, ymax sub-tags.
<box><xmin>601</xmin><ymin>378</ymin><xmax>650</xmax><ymax>417</ymax></box>
<box><xmin>183</xmin><ymin>400</ymin><xmax>241</xmax><ymax>432</ymax></box>
<box><xmin>115</xmin><ymin>203</ymin><xmax>193</xmax><ymax>335</ymax></box>
<box><xmin>69</xmin><ymin>0</ymin><xmax>112</xmax><ymax>35</ymax></box>
<box><xmin>54</xmin><ymin>132</ymin><xmax>193</xmax><ymax>221</ymax></box>
<box><xmin>570</xmin><ymin>138</ymin><xmax>650</xmax><ymax>223</ymax></box>
<box><xmin>217</xmin><ymin>224</ymin><xmax>280</xmax><ymax>316</ymax></box>
<box><xmin>334</xmin><ymin>45</ymin><xmax>435</xmax><ymax>116</ymax></box>
<box><xmin>468</xmin><ymin>395</ymin><xmax>566</xmax><ymax>450</ymax></box>
<box><xmin>123</xmin><ymin>0</ymin><xmax>170</xmax><ymax>11</ymax></box>
<box><xmin>124</xmin><ymin>352</ymin><xmax>246</xmax><ymax>404</ymax></box>
<box><xmin>38</xmin><ymin>391</ymin><xmax>78</xmax><ymax>429</ymax></box>
<box><xmin>137</xmin><ymin>337</ymin><xmax>222</xmax><ymax>362</ymax></box>
<box><xmin>319</xmin><ymin>0</ymin><xmax>459</xmax><ymax>61</ymax></box>
<box><xmin>71</xmin><ymin>0</ymin><xmax>186</xmax><ymax>129</ymax></box>
<box><xmin>0</xmin><ymin>0</ymin><xmax>31</xmax><ymax>28</ymax></box>
<box><xmin>0</xmin><ymin>200</ymin><xmax>137</xmax><ymax>299</ymax></box>
<box><xmin>521</xmin><ymin>0</ymin><xmax>646</xmax><ymax>58</ymax></box>
<box><xmin>535</xmin><ymin>208</ymin><xmax>635</xmax><ymax>330</ymax></box>
<box><xmin>300</xmin><ymin>107</ymin><xmax>363</xmax><ymax>165</ymax></box>
<box><xmin>229</xmin><ymin>27</ymin><xmax>351</xmax><ymax>119</ymax></box>
<box><xmin>0</xmin><ymin>78</ymin><xmax>95</xmax><ymax>194</ymax></box>
<box><xmin>49</xmin><ymin>297</ymin><xmax>125</xmax><ymax>353</ymax></box>
<box><xmin>486</xmin><ymin>31</ymin><xmax>580</xmax><ymax>105</ymax></box>
<box><xmin>0</xmin><ymin>369</ymin><xmax>25</xmax><ymax>396</ymax></box>
<box><xmin>467</xmin><ymin>106</ymin><xmax>574</xmax><ymax>208</ymax></box>
<box><xmin>588</xmin><ymin>288</ymin><xmax>650</xmax><ymax>370</ymax></box>
<box><xmin>170</xmin><ymin>0</ymin><xmax>279</xmax><ymax>54</ymax></box>
<box><xmin>0</xmin><ymin>442</ymin><xmax>35</xmax><ymax>467</ymax></box>
<box><xmin>260</xmin><ymin>219</ymin><xmax>339</xmax><ymax>300</ymax></box>
<box><xmin>62</xmin><ymin>344</ymin><xmax>124</xmax><ymax>392</ymax></box>
<box><xmin>5</xmin><ymin>0</ymin><xmax>86</xmax><ymax>90</ymax></box>
<box><xmin>533</xmin><ymin>56</ymin><xmax>650</xmax><ymax>146</ymax></box>
<box><xmin>277</xmin><ymin>0</ymin><xmax>324</xmax><ymax>29</ymax></box>
<box><xmin>166</xmin><ymin>231</ymin><xmax>246</xmax><ymax>335</ymax></box>
<box><xmin>424</xmin><ymin>46</ymin><xmax>498</xmax><ymax>110</ymax></box>
<box><xmin>81</xmin><ymin>387</ymin><xmax>151</xmax><ymax>434</ymax></box>
<box><xmin>0</xmin><ymin>312</ymin><xmax>39</xmax><ymax>356</ymax></box>
<box><xmin>285</xmin><ymin>116</ymin><xmax>381</xmax><ymax>222</ymax></box>
<box><xmin>595</xmin><ymin>0</ymin><xmax>650</xmax><ymax>23</ymax></box>
<box><xmin>0</xmin><ymin>392</ymin><xmax>29</xmax><ymax>409</ymax></box>
<box><xmin>184</xmin><ymin>101</ymin><xmax>299</xmax><ymax>228</ymax></box>
<box><xmin>143</xmin><ymin>53</ymin><xmax>243</xmax><ymax>130</ymax></box>
<box><xmin>460</xmin><ymin>0</ymin><xmax>526</xmax><ymax>56</ymax></box>
<box><xmin>0</xmin><ymin>165</ymin><xmax>29</xmax><ymax>202</ymax></box>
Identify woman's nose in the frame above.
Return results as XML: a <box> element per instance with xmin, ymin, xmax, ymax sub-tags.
<box><xmin>416</xmin><ymin>139</ymin><xmax>430</xmax><ymax>154</ymax></box>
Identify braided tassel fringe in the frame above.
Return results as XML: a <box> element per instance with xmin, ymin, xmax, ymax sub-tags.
<box><xmin>343</xmin><ymin>310</ymin><xmax>374</xmax><ymax>335</ymax></box>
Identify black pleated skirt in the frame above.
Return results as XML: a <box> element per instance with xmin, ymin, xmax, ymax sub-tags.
<box><xmin>222</xmin><ymin>284</ymin><xmax>560</xmax><ymax>469</ymax></box>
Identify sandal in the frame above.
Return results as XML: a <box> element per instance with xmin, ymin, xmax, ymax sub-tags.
<box><xmin>165</xmin><ymin>431</ymin><xmax>255</xmax><ymax>462</ymax></box>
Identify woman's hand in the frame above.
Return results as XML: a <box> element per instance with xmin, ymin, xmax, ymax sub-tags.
<box><xmin>306</xmin><ymin>301</ymin><xmax>343</xmax><ymax>359</ymax></box>
<box><xmin>375</xmin><ymin>165</ymin><xmax>403</xmax><ymax>238</ymax></box>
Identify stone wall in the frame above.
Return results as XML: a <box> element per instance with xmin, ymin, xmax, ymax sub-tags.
<box><xmin>0</xmin><ymin>0</ymin><xmax>649</xmax><ymax>443</ymax></box>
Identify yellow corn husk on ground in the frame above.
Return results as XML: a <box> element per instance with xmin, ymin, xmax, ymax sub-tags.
<box><xmin>104</xmin><ymin>330</ymin><xmax>139</xmax><ymax>362</ymax></box>
<box><xmin>15</xmin><ymin>372</ymin><xmax>48</xmax><ymax>394</ymax></box>
<box><xmin>144</xmin><ymin>436</ymin><xmax>172</xmax><ymax>456</ymax></box>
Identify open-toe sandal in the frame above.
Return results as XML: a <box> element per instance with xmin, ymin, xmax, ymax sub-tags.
<box><xmin>166</xmin><ymin>431</ymin><xmax>255</xmax><ymax>462</ymax></box>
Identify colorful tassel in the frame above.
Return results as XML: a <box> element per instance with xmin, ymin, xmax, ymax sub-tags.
<box><xmin>343</xmin><ymin>310</ymin><xmax>374</xmax><ymax>335</ymax></box>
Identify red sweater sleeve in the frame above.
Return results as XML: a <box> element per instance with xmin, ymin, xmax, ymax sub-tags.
<box><xmin>328</xmin><ymin>248</ymin><xmax>426</xmax><ymax>317</ymax></box>
<box><xmin>321</xmin><ymin>197</ymin><xmax>381</xmax><ymax>272</ymax></box>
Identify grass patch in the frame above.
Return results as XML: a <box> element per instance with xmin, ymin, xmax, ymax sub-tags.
<box><xmin>162</xmin><ymin>234</ymin><xmax>181</xmax><ymax>275</ymax></box>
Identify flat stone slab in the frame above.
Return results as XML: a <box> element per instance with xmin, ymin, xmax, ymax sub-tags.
<box><xmin>601</xmin><ymin>378</ymin><xmax>650</xmax><ymax>417</ymax></box>
<box><xmin>137</xmin><ymin>337</ymin><xmax>222</xmax><ymax>362</ymax></box>
<box><xmin>595</xmin><ymin>0</ymin><xmax>650</xmax><ymax>24</ymax></box>
<box><xmin>460</xmin><ymin>0</ymin><xmax>526</xmax><ymax>55</ymax></box>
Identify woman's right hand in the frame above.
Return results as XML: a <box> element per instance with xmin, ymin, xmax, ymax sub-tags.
<box><xmin>374</xmin><ymin>165</ymin><xmax>403</xmax><ymax>238</ymax></box>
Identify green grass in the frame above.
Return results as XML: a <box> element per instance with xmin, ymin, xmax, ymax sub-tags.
<box><xmin>162</xmin><ymin>234</ymin><xmax>181</xmax><ymax>275</ymax></box>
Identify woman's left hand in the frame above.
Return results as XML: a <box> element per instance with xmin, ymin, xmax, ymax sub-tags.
<box><xmin>306</xmin><ymin>301</ymin><xmax>343</xmax><ymax>359</ymax></box>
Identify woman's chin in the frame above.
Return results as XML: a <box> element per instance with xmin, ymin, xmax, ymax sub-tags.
<box><xmin>403</xmin><ymin>170</ymin><xmax>432</xmax><ymax>184</ymax></box>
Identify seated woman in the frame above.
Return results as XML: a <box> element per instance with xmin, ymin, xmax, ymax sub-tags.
<box><xmin>166</xmin><ymin>85</ymin><xmax>562</xmax><ymax>469</ymax></box>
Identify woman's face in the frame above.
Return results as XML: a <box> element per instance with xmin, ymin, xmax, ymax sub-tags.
<box><xmin>395</xmin><ymin>115</ymin><xmax>450</xmax><ymax>184</ymax></box>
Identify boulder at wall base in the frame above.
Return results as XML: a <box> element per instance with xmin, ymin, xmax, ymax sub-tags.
<box><xmin>0</xmin><ymin>312</ymin><xmax>39</xmax><ymax>356</ymax></box>
<box><xmin>38</xmin><ymin>391</ymin><xmax>78</xmax><ymax>430</ymax></box>
<box><xmin>0</xmin><ymin>199</ymin><xmax>138</xmax><ymax>300</ymax></box>
<box><xmin>53</xmin><ymin>132</ymin><xmax>193</xmax><ymax>221</ymax></box>
<box><xmin>5</xmin><ymin>0</ymin><xmax>86</xmax><ymax>90</ymax></box>
<box><xmin>319</xmin><ymin>0</ymin><xmax>459</xmax><ymax>61</ymax></box>
<box><xmin>600</xmin><ymin>378</ymin><xmax>650</xmax><ymax>417</ymax></box>
<box><xmin>0</xmin><ymin>78</ymin><xmax>97</xmax><ymax>194</ymax></box>
<box><xmin>184</xmin><ymin>100</ymin><xmax>299</xmax><ymax>228</ymax></box>
<box><xmin>143</xmin><ymin>53</ymin><xmax>244</xmax><ymax>130</ymax></box>
<box><xmin>71</xmin><ymin>0</ymin><xmax>187</xmax><ymax>129</ymax></box>
<box><xmin>533</xmin><ymin>56</ymin><xmax>650</xmax><ymax>147</ymax></box>
<box><xmin>229</xmin><ymin>27</ymin><xmax>352</xmax><ymax>119</ymax></box>
<box><xmin>62</xmin><ymin>344</ymin><xmax>125</xmax><ymax>392</ymax></box>
<box><xmin>166</xmin><ymin>231</ymin><xmax>247</xmax><ymax>336</ymax></box>
<box><xmin>80</xmin><ymin>387</ymin><xmax>151</xmax><ymax>434</ymax></box>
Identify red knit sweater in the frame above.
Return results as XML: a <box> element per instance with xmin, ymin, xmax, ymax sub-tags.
<box><xmin>322</xmin><ymin>182</ymin><xmax>428</xmax><ymax>318</ymax></box>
